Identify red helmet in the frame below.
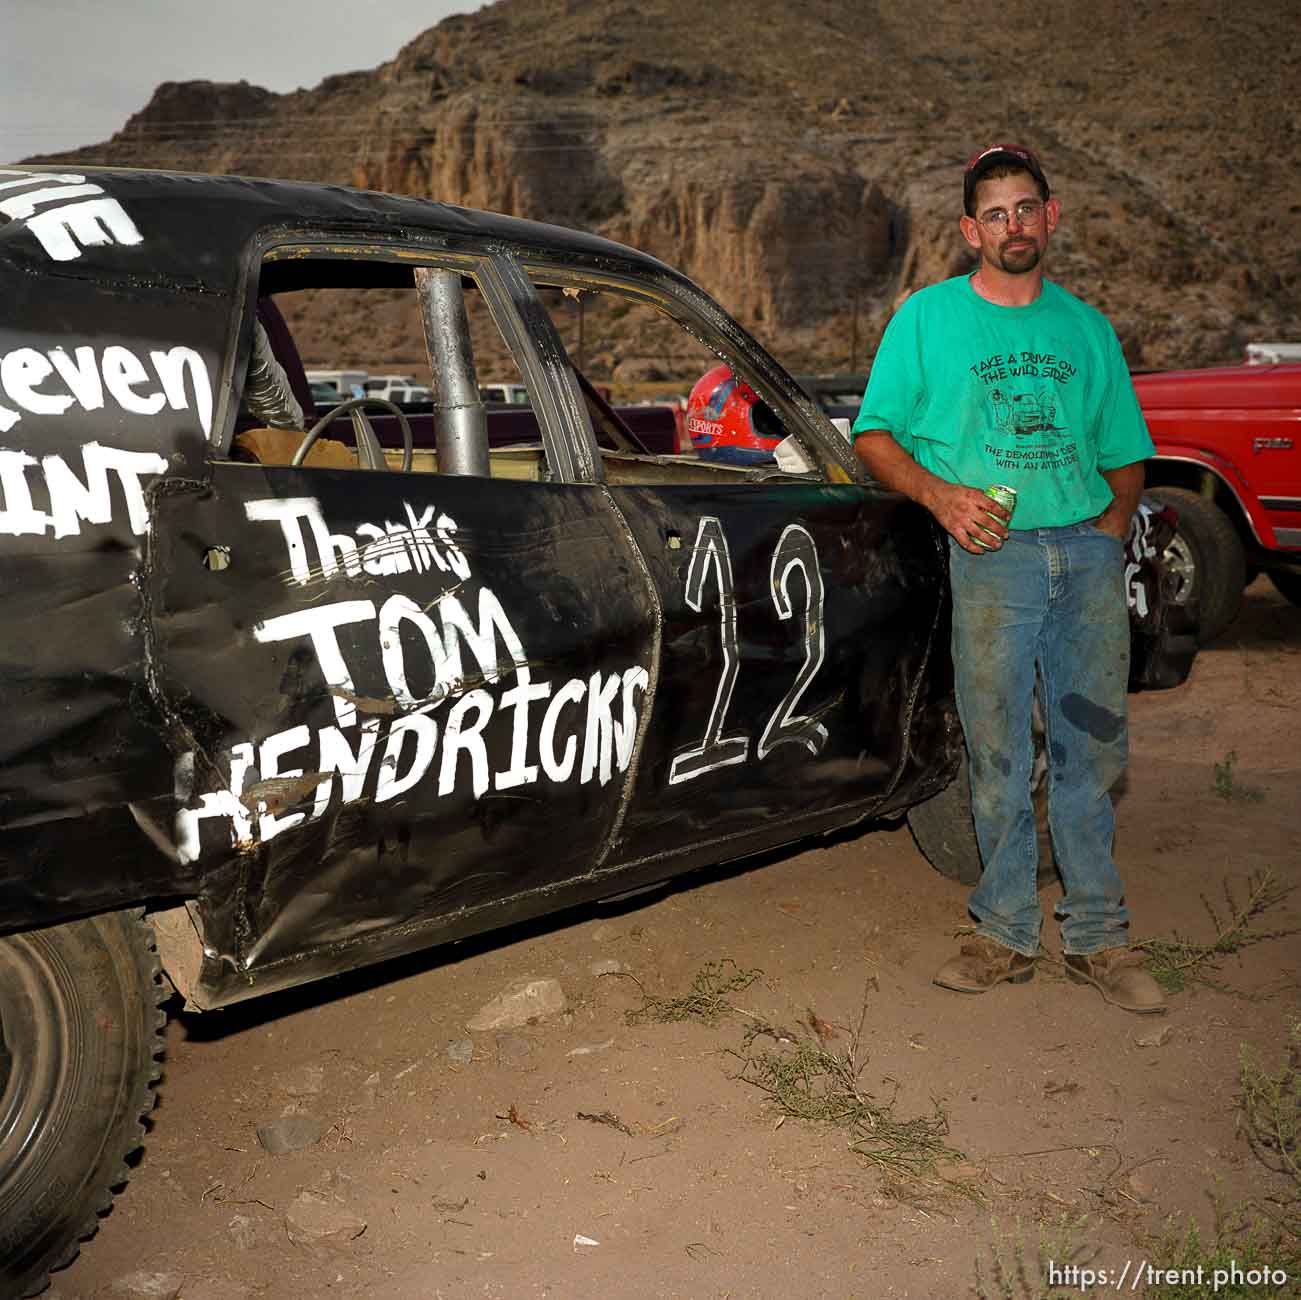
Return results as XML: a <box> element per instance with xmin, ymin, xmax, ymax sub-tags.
<box><xmin>686</xmin><ymin>364</ymin><xmax>784</xmax><ymax>464</ymax></box>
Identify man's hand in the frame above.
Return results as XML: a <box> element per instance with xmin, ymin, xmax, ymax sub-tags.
<box><xmin>1091</xmin><ymin>505</ymin><xmax>1130</xmax><ymax>540</ymax></box>
<box><xmin>1096</xmin><ymin>462</ymin><xmax>1146</xmax><ymax>540</ymax></box>
<box><xmin>924</xmin><ymin>480</ymin><xmax>1011</xmax><ymax>553</ymax></box>
<box><xmin>855</xmin><ymin>430</ymin><xmax>1011</xmax><ymax>553</ymax></box>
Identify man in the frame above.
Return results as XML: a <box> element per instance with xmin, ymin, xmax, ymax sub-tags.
<box><xmin>853</xmin><ymin>144</ymin><xmax>1165</xmax><ymax>1014</ymax></box>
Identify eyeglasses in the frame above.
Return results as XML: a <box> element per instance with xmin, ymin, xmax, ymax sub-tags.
<box><xmin>977</xmin><ymin>199</ymin><xmax>1045</xmax><ymax>233</ymax></box>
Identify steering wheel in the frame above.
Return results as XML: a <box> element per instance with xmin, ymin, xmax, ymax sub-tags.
<box><xmin>292</xmin><ymin>396</ymin><xmax>414</xmax><ymax>473</ymax></box>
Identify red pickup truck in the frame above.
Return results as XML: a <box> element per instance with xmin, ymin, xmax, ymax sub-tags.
<box><xmin>1136</xmin><ymin>361</ymin><xmax>1301</xmax><ymax>641</ymax></box>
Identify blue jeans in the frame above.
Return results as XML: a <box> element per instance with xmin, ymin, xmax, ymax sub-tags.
<box><xmin>948</xmin><ymin>524</ymin><xmax>1131</xmax><ymax>957</ymax></box>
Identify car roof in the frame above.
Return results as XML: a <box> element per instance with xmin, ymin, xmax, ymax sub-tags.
<box><xmin>0</xmin><ymin>165</ymin><xmax>683</xmax><ymax>286</ymax></box>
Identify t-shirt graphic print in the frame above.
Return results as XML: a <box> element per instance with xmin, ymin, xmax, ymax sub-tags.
<box><xmin>853</xmin><ymin>277</ymin><xmax>1154</xmax><ymax>530</ymax></box>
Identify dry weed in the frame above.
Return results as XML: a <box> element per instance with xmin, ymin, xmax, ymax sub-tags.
<box><xmin>729</xmin><ymin>980</ymin><xmax>969</xmax><ymax>1191</ymax></box>
<box><xmin>623</xmin><ymin>957</ymin><xmax>762</xmax><ymax>1025</ymax></box>
<box><xmin>1136</xmin><ymin>869</ymin><xmax>1296</xmax><ymax>993</ymax></box>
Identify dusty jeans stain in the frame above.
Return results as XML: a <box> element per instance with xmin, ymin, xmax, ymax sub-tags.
<box><xmin>949</xmin><ymin>523</ymin><xmax>1131</xmax><ymax>956</ymax></box>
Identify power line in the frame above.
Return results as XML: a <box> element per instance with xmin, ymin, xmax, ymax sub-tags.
<box><xmin>2</xmin><ymin>111</ymin><xmax>892</xmax><ymax>152</ymax></box>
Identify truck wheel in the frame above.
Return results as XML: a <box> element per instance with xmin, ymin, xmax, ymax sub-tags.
<box><xmin>1267</xmin><ymin>568</ymin><xmax>1301</xmax><ymax>607</ymax></box>
<box><xmin>907</xmin><ymin>750</ymin><xmax>1057</xmax><ymax>888</ymax></box>
<box><xmin>1145</xmin><ymin>486</ymin><xmax>1246</xmax><ymax>643</ymax></box>
<box><xmin>0</xmin><ymin>910</ymin><xmax>165</xmax><ymax>1298</ymax></box>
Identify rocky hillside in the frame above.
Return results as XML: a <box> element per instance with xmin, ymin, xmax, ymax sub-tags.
<box><xmin>31</xmin><ymin>0</ymin><xmax>1301</xmax><ymax>373</ymax></box>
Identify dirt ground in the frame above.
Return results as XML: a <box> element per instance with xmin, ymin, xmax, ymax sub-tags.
<box><xmin>51</xmin><ymin>580</ymin><xmax>1300</xmax><ymax>1300</ymax></box>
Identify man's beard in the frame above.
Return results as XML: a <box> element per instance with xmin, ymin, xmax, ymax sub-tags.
<box><xmin>997</xmin><ymin>239</ymin><xmax>1042</xmax><ymax>273</ymax></box>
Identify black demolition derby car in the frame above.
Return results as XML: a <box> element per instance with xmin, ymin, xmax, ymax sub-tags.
<box><xmin>0</xmin><ymin>166</ymin><xmax>1195</xmax><ymax>1294</ymax></box>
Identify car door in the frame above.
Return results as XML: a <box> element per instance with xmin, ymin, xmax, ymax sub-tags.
<box><xmin>145</xmin><ymin>244</ymin><xmax>658</xmax><ymax>993</ymax></box>
<box><xmin>605</xmin><ymin>482</ymin><xmax>950</xmax><ymax>863</ymax></box>
<box><xmin>523</xmin><ymin>267</ymin><xmax>955</xmax><ymax>873</ymax></box>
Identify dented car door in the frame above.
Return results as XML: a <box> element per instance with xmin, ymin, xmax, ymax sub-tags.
<box><xmin>148</xmin><ymin>465</ymin><xmax>657</xmax><ymax>996</ymax></box>
<box><xmin>143</xmin><ymin>241</ymin><xmax>661</xmax><ymax>1004</ymax></box>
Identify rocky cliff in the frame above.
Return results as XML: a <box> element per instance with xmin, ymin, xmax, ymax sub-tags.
<box><xmin>33</xmin><ymin>0</ymin><xmax>1301</xmax><ymax>371</ymax></box>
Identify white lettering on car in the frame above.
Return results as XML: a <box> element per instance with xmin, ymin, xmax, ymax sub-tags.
<box><xmin>757</xmin><ymin>524</ymin><xmax>829</xmax><ymax>758</ymax></box>
<box><xmin>174</xmin><ymin>501</ymin><xmax>651</xmax><ymax>862</ymax></box>
<box><xmin>495</xmin><ymin>668</ymin><xmax>554</xmax><ymax>791</ymax></box>
<box><xmin>242</xmin><ymin>497</ymin><xmax>469</xmax><ymax>585</ymax></box>
<box><xmin>0</xmin><ymin>442</ymin><xmax>169</xmax><ymax>539</ymax></box>
<box><xmin>254</xmin><ymin>601</ymin><xmax>378</xmax><ymax>729</ymax></box>
<box><xmin>0</xmin><ymin>343</ymin><xmax>212</xmax><ymax>437</ymax></box>
<box><xmin>670</xmin><ymin>516</ymin><xmax>830</xmax><ymax>782</ymax></box>
<box><xmin>0</xmin><ymin>170</ymin><xmax>143</xmax><ymax>263</ymax></box>
<box><xmin>375</xmin><ymin>714</ymin><xmax>437</xmax><ymax>804</ymax></box>
<box><xmin>256</xmin><ymin>724</ymin><xmax>313</xmax><ymax>841</ymax></box>
<box><xmin>668</xmin><ymin>516</ymin><xmax>749</xmax><ymax>784</ymax></box>
<box><xmin>539</xmin><ymin>678</ymin><xmax>586</xmax><ymax>783</ymax></box>
<box><xmin>1126</xmin><ymin>504</ymin><xmax>1160</xmax><ymax>620</ymax></box>
<box><xmin>314</xmin><ymin>720</ymin><xmax>381</xmax><ymax>820</ymax></box>
<box><xmin>173</xmin><ymin>745</ymin><xmax>254</xmax><ymax>867</ymax></box>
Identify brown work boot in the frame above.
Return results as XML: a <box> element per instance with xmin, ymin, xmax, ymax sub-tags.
<box><xmin>933</xmin><ymin>935</ymin><xmax>1036</xmax><ymax>993</ymax></box>
<box><xmin>1064</xmin><ymin>947</ymin><xmax>1167</xmax><ymax>1014</ymax></box>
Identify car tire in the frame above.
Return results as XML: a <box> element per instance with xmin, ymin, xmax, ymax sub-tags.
<box><xmin>1145</xmin><ymin>486</ymin><xmax>1246</xmax><ymax>643</ymax></box>
<box><xmin>0</xmin><ymin>910</ymin><xmax>166</xmax><ymax>1298</ymax></box>
<box><xmin>906</xmin><ymin>749</ymin><xmax>1057</xmax><ymax>888</ymax></box>
<box><xmin>1267</xmin><ymin>567</ymin><xmax>1301</xmax><ymax>607</ymax></box>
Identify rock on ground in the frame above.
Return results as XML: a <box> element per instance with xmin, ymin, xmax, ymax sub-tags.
<box><xmin>446</xmin><ymin>1038</ymin><xmax>474</xmax><ymax>1065</ymax></box>
<box><xmin>226</xmin><ymin>1213</ymin><xmax>258</xmax><ymax>1250</ymax></box>
<box><xmin>108</xmin><ymin>1273</ymin><xmax>183</xmax><ymax>1300</ymax></box>
<box><xmin>284</xmin><ymin>1191</ymin><xmax>367</xmax><ymax>1249</ymax></box>
<box><xmin>466</xmin><ymin>976</ymin><xmax>567</xmax><ymax>1031</ymax></box>
<box><xmin>255</xmin><ymin>1113</ymin><xmax>323</xmax><ymax>1154</ymax></box>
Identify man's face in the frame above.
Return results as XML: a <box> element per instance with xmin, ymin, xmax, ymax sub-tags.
<box><xmin>960</xmin><ymin>171</ymin><xmax>1060</xmax><ymax>274</ymax></box>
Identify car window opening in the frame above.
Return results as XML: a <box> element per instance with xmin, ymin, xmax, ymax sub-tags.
<box><xmin>228</xmin><ymin>256</ymin><xmax>544</xmax><ymax>481</ymax></box>
<box><xmin>226</xmin><ymin>252</ymin><xmax>820</xmax><ymax>489</ymax></box>
<box><xmin>528</xmin><ymin>275</ymin><xmax>825</xmax><ymax>484</ymax></box>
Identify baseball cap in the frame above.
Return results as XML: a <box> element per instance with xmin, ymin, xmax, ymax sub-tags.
<box><xmin>963</xmin><ymin>144</ymin><xmax>1050</xmax><ymax>215</ymax></box>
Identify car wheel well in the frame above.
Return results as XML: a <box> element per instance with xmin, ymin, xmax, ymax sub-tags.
<box><xmin>1144</xmin><ymin>459</ymin><xmax>1254</xmax><ymax>548</ymax></box>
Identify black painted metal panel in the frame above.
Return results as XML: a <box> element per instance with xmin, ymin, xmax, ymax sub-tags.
<box><xmin>144</xmin><ymin>466</ymin><xmax>657</xmax><ymax>991</ymax></box>
<box><xmin>604</xmin><ymin>483</ymin><xmax>956</xmax><ymax>862</ymax></box>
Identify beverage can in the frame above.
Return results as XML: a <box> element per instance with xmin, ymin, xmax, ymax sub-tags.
<box><xmin>971</xmin><ymin>483</ymin><xmax>1016</xmax><ymax>548</ymax></box>
<box><xmin>983</xmin><ymin>483</ymin><xmax>1018</xmax><ymax>516</ymax></box>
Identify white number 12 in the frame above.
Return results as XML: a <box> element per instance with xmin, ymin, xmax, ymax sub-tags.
<box><xmin>668</xmin><ymin>517</ymin><xmax>828</xmax><ymax>785</ymax></box>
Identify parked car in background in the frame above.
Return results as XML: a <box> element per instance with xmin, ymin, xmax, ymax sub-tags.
<box><xmin>1137</xmin><ymin>361</ymin><xmax>1301</xmax><ymax>639</ymax></box>
<box><xmin>384</xmin><ymin>382</ymin><xmax>435</xmax><ymax>405</ymax></box>
<box><xmin>0</xmin><ymin>165</ymin><xmax>1195</xmax><ymax>1296</ymax></box>
<box><xmin>363</xmin><ymin>373</ymin><xmax>418</xmax><ymax>400</ymax></box>
<box><xmin>305</xmin><ymin>366</ymin><xmax>367</xmax><ymax>398</ymax></box>
<box><xmin>1245</xmin><ymin>341</ymin><xmax>1301</xmax><ymax>366</ymax></box>
<box><xmin>794</xmin><ymin>372</ymin><xmax>868</xmax><ymax>422</ymax></box>
<box><xmin>480</xmin><ymin>380</ymin><xmax>530</xmax><ymax>404</ymax></box>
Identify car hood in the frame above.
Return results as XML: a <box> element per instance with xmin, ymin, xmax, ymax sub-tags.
<box><xmin>1132</xmin><ymin>363</ymin><xmax>1301</xmax><ymax>410</ymax></box>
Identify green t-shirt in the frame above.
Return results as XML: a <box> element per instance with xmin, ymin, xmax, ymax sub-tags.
<box><xmin>852</xmin><ymin>275</ymin><xmax>1154</xmax><ymax>528</ymax></box>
